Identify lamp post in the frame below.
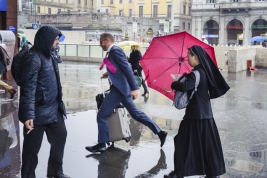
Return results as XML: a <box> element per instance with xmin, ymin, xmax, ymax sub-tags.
<box><xmin>30</xmin><ymin>0</ymin><xmax>32</xmax><ymax>15</ymax></box>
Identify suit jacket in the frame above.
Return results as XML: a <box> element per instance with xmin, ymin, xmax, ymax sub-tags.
<box><xmin>107</xmin><ymin>46</ymin><xmax>139</xmax><ymax>96</ymax></box>
<box><xmin>171</xmin><ymin>64</ymin><xmax>213</xmax><ymax>119</ymax></box>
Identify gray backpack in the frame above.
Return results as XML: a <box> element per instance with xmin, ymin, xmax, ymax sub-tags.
<box><xmin>173</xmin><ymin>70</ymin><xmax>200</xmax><ymax>109</ymax></box>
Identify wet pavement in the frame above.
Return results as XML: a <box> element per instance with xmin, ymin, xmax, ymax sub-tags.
<box><xmin>1</xmin><ymin>61</ymin><xmax>267</xmax><ymax>177</ymax></box>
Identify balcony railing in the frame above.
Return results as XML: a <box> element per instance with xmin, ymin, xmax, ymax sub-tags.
<box><xmin>36</xmin><ymin>1</ymin><xmax>73</xmax><ymax>9</ymax></box>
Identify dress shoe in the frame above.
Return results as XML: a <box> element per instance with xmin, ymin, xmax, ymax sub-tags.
<box><xmin>142</xmin><ymin>90</ymin><xmax>149</xmax><ymax>96</ymax></box>
<box><xmin>158</xmin><ymin>131</ymin><xmax>168</xmax><ymax>147</ymax></box>
<box><xmin>85</xmin><ymin>143</ymin><xmax>106</xmax><ymax>153</ymax></box>
<box><xmin>164</xmin><ymin>171</ymin><xmax>177</xmax><ymax>178</ymax></box>
<box><xmin>47</xmin><ymin>173</ymin><xmax>70</xmax><ymax>178</ymax></box>
<box><xmin>9</xmin><ymin>89</ymin><xmax>17</xmax><ymax>99</ymax></box>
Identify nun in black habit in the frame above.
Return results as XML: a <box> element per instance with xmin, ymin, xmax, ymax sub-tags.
<box><xmin>164</xmin><ymin>45</ymin><xmax>230</xmax><ymax>178</ymax></box>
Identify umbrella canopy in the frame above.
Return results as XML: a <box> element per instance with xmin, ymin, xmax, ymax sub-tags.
<box><xmin>116</xmin><ymin>41</ymin><xmax>141</xmax><ymax>51</ymax></box>
<box><xmin>140</xmin><ymin>31</ymin><xmax>217</xmax><ymax>100</ymax></box>
<box><xmin>249</xmin><ymin>36</ymin><xmax>266</xmax><ymax>43</ymax></box>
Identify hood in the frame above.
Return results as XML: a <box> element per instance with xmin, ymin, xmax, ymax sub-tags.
<box><xmin>33</xmin><ymin>25</ymin><xmax>62</xmax><ymax>57</ymax></box>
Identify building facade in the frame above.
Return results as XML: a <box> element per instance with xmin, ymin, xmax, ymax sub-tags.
<box><xmin>191</xmin><ymin>0</ymin><xmax>267</xmax><ymax>46</ymax></box>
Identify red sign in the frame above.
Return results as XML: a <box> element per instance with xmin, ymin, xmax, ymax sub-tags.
<box><xmin>227</xmin><ymin>25</ymin><xmax>243</xmax><ymax>29</ymax></box>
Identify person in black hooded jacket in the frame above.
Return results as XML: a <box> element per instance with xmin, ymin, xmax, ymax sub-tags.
<box><xmin>164</xmin><ymin>45</ymin><xmax>230</xmax><ymax>178</ymax></box>
<box><xmin>19</xmin><ymin>26</ymin><xmax>70</xmax><ymax>178</ymax></box>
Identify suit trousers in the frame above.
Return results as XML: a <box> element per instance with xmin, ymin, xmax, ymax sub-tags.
<box><xmin>136</xmin><ymin>68</ymin><xmax>148</xmax><ymax>92</ymax></box>
<box><xmin>21</xmin><ymin>110</ymin><xmax>67</xmax><ymax>178</ymax></box>
<box><xmin>97</xmin><ymin>86</ymin><xmax>161</xmax><ymax>143</ymax></box>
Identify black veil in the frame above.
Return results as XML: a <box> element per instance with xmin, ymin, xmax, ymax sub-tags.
<box><xmin>190</xmin><ymin>45</ymin><xmax>230</xmax><ymax>99</ymax></box>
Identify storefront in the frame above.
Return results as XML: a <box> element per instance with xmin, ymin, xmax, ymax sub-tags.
<box><xmin>203</xmin><ymin>20</ymin><xmax>219</xmax><ymax>45</ymax></box>
<box><xmin>251</xmin><ymin>19</ymin><xmax>267</xmax><ymax>37</ymax></box>
<box><xmin>227</xmin><ymin>19</ymin><xmax>243</xmax><ymax>45</ymax></box>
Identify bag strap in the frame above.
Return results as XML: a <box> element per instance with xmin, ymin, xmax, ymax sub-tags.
<box><xmin>188</xmin><ymin>70</ymin><xmax>200</xmax><ymax>100</ymax></box>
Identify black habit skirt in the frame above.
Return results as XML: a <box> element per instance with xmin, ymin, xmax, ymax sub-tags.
<box><xmin>174</xmin><ymin>118</ymin><xmax>226</xmax><ymax>177</ymax></box>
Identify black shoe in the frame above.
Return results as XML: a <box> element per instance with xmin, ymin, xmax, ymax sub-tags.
<box><xmin>47</xmin><ymin>173</ymin><xmax>70</xmax><ymax>178</ymax></box>
<box><xmin>142</xmin><ymin>91</ymin><xmax>149</xmax><ymax>96</ymax></box>
<box><xmin>164</xmin><ymin>171</ymin><xmax>177</xmax><ymax>178</ymax></box>
<box><xmin>205</xmin><ymin>176</ymin><xmax>220</xmax><ymax>178</ymax></box>
<box><xmin>9</xmin><ymin>89</ymin><xmax>17</xmax><ymax>99</ymax></box>
<box><xmin>85</xmin><ymin>143</ymin><xmax>106</xmax><ymax>153</ymax></box>
<box><xmin>158</xmin><ymin>131</ymin><xmax>167</xmax><ymax>147</ymax></box>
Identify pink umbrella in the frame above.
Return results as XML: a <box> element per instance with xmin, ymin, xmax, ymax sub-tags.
<box><xmin>140</xmin><ymin>31</ymin><xmax>217</xmax><ymax>100</ymax></box>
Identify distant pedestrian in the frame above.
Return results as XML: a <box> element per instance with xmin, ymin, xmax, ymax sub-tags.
<box><xmin>128</xmin><ymin>45</ymin><xmax>149</xmax><ymax>96</ymax></box>
<box><xmin>0</xmin><ymin>46</ymin><xmax>16</xmax><ymax>99</ymax></box>
<box><xmin>20</xmin><ymin>36</ymin><xmax>27</xmax><ymax>48</ymax></box>
<box><xmin>164</xmin><ymin>45</ymin><xmax>230</xmax><ymax>178</ymax></box>
<box><xmin>19</xmin><ymin>25</ymin><xmax>70</xmax><ymax>178</ymax></box>
<box><xmin>85</xmin><ymin>33</ymin><xmax>167</xmax><ymax>153</ymax></box>
<box><xmin>253</xmin><ymin>41</ymin><xmax>257</xmax><ymax>46</ymax></box>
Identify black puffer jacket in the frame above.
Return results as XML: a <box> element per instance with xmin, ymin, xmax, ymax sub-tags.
<box><xmin>128</xmin><ymin>50</ymin><xmax>142</xmax><ymax>71</ymax></box>
<box><xmin>171</xmin><ymin>64</ymin><xmax>213</xmax><ymax>119</ymax></box>
<box><xmin>18</xmin><ymin>26</ymin><xmax>66</xmax><ymax>125</ymax></box>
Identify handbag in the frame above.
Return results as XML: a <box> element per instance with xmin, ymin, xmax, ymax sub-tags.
<box><xmin>173</xmin><ymin>70</ymin><xmax>200</xmax><ymax>109</ymax></box>
<box><xmin>134</xmin><ymin>75</ymin><xmax>142</xmax><ymax>87</ymax></box>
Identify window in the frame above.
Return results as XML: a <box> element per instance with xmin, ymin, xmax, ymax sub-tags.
<box><xmin>58</xmin><ymin>9</ymin><xmax>61</xmax><ymax>14</ymax></box>
<box><xmin>188</xmin><ymin>23</ymin><xmax>190</xmax><ymax>30</ymax></box>
<box><xmin>91</xmin><ymin>0</ymin><xmax>93</xmax><ymax>6</ymax></box>
<box><xmin>119</xmin><ymin>10</ymin><xmax>122</xmax><ymax>16</ymax></box>
<box><xmin>183</xmin><ymin>22</ymin><xmax>185</xmax><ymax>30</ymax></box>
<box><xmin>208</xmin><ymin>0</ymin><xmax>215</xmax><ymax>3</ymax></box>
<box><xmin>188</xmin><ymin>7</ymin><xmax>191</xmax><ymax>15</ymax></box>
<box><xmin>129</xmin><ymin>9</ymin><xmax>132</xmax><ymax>17</ymax></box>
<box><xmin>110</xmin><ymin>0</ymin><xmax>113</xmax><ymax>4</ymax></box>
<box><xmin>106</xmin><ymin>9</ymin><xmax>108</xmax><ymax>13</ymax></box>
<box><xmin>85</xmin><ymin>0</ymin><xmax>87</xmax><ymax>5</ymax></box>
<box><xmin>37</xmin><ymin>7</ymin><xmax>40</xmax><ymax>13</ymax></box>
<box><xmin>66</xmin><ymin>0</ymin><xmax>68</xmax><ymax>3</ymax></box>
<box><xmin>139</xmin><ymin>6</ymin><xmax>143</xmax><ymax>17</ymax></box>
<box><xmin>58</xmin><ymin>0</ymin><xmax>61</xmax><ymax>3</ymax></box>
<box><xmin>129</xmin><ymin>0</ymin><xmax>132</xmax><ymax>3</ymax></box>
<box><xmin>102</xmin><ymin>0</ymin><xmax>104</xmax><ymax>4</ymax></box>
<box><xmin>153</xmin><ymin>5</ymin><xmax>158</xmax><ymax>17</ymax></box>
<box><xmin>233</xmin><ymin>0</ymin><xmax>239</xmax><ymax>2</ymax></box>
<box><xmin>167</xmin><ymin>5</ymin><xmax>171</xmax><ymax>18</ymax></box>
<box><xmin>48</xmin><ymin>8</ymin><xmax>51</xmax><ymax>14</ymax></box>
<box><xmin>78</xmin><ymin>0</ymin><xmax>81</xmax><ymax>4</ymax></box>
<box><xmin>120</xmin><ymin>0</ymin><xmax>123</xmax><ymax>3</ymax></box>
<box><xmin>183</xmin><ymin>5</ymin><xmax>186</xmax><ymax>15</ymax></box>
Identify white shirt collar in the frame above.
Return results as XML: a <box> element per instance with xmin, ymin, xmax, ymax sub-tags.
<box><xmin>107</xmin><ymin>44</ymin><xmax>115</xmax><ymax>52</ymax></box>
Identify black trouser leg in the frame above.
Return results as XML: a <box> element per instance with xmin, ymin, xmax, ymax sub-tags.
<box><xmin>137</xmin><ymin>68</ymin><xmax>148</xmax><ymax>92</ymax></box>
<box><xmin>46</xmin><ymin>111</ymin><xmax>67</xmax><ymax>177</ymax></box>
<box><xmin>21</xmin><ymin>124</ymin><xmax>46</xmax><ymax>178</ymax></box>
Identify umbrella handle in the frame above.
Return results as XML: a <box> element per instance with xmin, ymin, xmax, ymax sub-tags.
<box><xmin>163</xmin><ymin>88</ymin><xmax>172</xmax><ymax>93</ymax></box>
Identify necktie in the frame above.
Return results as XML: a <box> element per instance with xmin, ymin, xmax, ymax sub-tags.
<box><xmin>99</xmin><ymin>52</ymin><xmax>116</xmax><ymax>73</ymax></box>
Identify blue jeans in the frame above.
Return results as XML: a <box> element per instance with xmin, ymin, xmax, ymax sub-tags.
<box><xmin>97</xmin><ymin>86</ymin><xmax>161</xmax><ymax>143</ymax></box>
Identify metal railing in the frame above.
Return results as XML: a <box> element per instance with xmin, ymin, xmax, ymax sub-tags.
<box><xmin>58</xmin><ymin>44</ymin><xmax>148</xmax><ymax>59</ymax></box>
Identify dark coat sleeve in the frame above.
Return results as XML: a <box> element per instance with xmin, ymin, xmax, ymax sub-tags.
<box><xmin>19</xmin><ymin>53</ymin><xmax>40</xmax><ymax>122</ymax></box>
<box><xmin>111</xmin><ymin>49</ymin><xmax>139</xmax><ymax>90</ymax></box>
<box><xmin>171</xmin><ymin>72</ymin><xmax>196</xmax><ymax>92</ymax></box>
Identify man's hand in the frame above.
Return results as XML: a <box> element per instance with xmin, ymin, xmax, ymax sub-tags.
<box><xmin>134</xmin><ymin>70</ymin><xmax>137</xmax><ymax>73</ymax></box>
<box><xmin>24</xmin><ymin>119</ymin><xmax>34</xmax><ymax>130</ymax></box>
<box><xmin>101</xmin><ymin>72</ymin><xmax>108</xmax><ymax>79</ymax></box>
<box><xmin>131</xmin><ymin>90</ymin><xmax>139</xmax><ymax>100</ymax></box>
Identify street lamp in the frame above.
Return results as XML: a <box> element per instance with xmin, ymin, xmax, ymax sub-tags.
<box><xmin>29</xmin><ymin>0</ymin><xmax>32</xmax><ymax>15</ymax></box>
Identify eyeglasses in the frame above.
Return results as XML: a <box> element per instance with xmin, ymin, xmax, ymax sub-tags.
<box><xmin>189</xmin><ymin>47</ymin><xmax>195</xmax><ymax>56</ymax></box>
<box><xmin>100</xmin><ymin>39</ymin><xmax>107</xmax><ymax>44</ymax></box>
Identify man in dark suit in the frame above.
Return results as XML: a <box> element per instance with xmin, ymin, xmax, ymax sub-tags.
<box><xmin>86</xmin><ymin>33</ymin><xmax>167</xmax><ymax>152</ymax></box>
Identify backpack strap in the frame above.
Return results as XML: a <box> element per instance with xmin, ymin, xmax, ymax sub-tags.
<box><xmin>188</xmin><ymin>70</ymin><xmax>200</xmax><ymax>100</ymax></box>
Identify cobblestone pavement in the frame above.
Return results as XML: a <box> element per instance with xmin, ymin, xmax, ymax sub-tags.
<box><xmin>1</xmin><ymin>61</ymin><xmax>267</xmax><ymax>178</ymax></box>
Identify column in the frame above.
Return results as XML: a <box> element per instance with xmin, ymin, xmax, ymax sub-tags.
<box><xmin>219</xmin><ymin>15</ymin><xmax>225</xmax><ymax>45</ymax></box>
<box><xmin>243</xmin><ymin>16</ymin><xmax>250</xmax><ymax>45</ymax></box>
<box><xmin>197</xmin><ymin>16</ymin><xmax>202</xmax><ymax>39</ymax></box>
<box><xmin>192</xmin><ymin>17</ymin><xmax>196</xmax><ymax>36</ymax></box>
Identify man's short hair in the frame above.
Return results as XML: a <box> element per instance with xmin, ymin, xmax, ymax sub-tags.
<box><xmin>100</xmin><ymin>33</ymin><xmax>114</xmax><ymax>43</ymax></box>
